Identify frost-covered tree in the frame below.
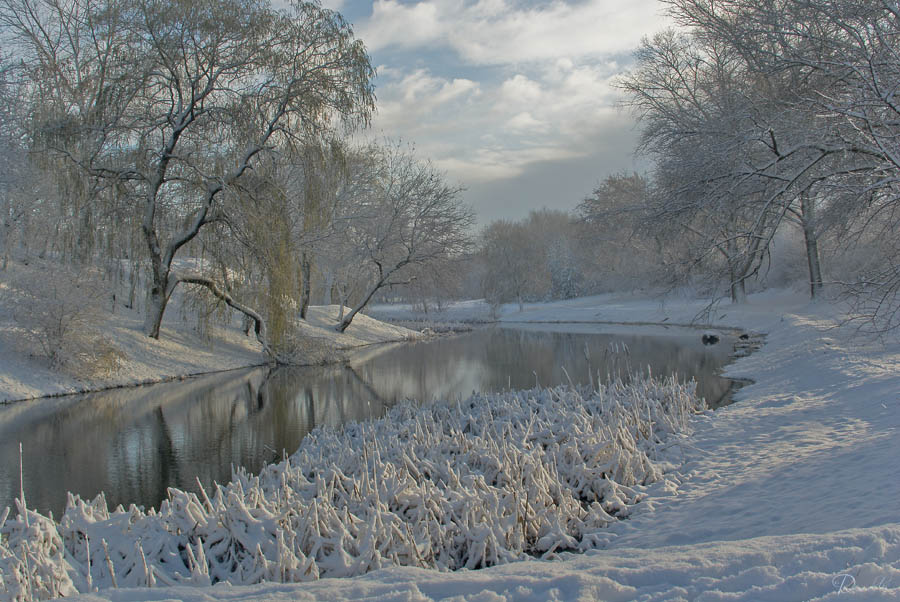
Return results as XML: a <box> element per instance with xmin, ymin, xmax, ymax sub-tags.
<box><xmin>620</xmin><ymin>31</ymin><xmax>813</xmax><ymax>303</ymax></box>
<box><xmin>657</xmin><ymin>0</ymin><xmax>900</xmax><ymax>326</ymax></box>
<box><xmin>292</xmin><ymin>138</ymin><xmax>364</xmax><ymax>320</ymax></box>
<box><xmin>576</xmin><ymin>172</ymin><xmax>662</xmax><ymax>293</ymax></box>
<box><xmin>526</xmin><ymin>210</ymin><xmax>584</xmax><ymax>300</ymax></box>
<box><xmin>1</xmin><ymin>0</ymin><xmax>375</xmax><ymax>345</ymax></box>
<box><xmin>477</xmin><ymin>210</ymin><xmax>591</xmax><ymax>309</ymax></box>
<box><xmin>209</xmin><ymin>137</ymin><xmax>369</xmax><ymax>350</ymax></box>
<box><xmin>478</xmin><ymin>220</ymin><xmax>539</xmax><ymax>312</ymax></box>
<box><xmin>0</xmin><ymin>59</ymin><xmax>26</xmax><ymax>270</ymax></box>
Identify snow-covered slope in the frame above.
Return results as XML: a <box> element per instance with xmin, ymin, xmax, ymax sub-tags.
<box><xmin>0</xmin><ymin>303</ymin><xmax>267</xmax><ymax>402</ymax></box>
<box><xmin>0</xmin><ymin>274</ymin><xmax>417</xmax><ymax>402</ymax></box>
<box><xmin>296</xmin><ymin>305</ymin><xmax>418</xmax><ymax>349</ymax></box>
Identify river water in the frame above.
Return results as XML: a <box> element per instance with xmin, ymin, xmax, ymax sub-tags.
<box><xmin>0</xmin><ymin>323</ymin><xmax>738</xmax><ymax>518</ymax></box>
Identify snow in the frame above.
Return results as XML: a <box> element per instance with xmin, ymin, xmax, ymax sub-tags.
<box><xmin>0</xmin><ymin>279</ymin><xmax>418</xmax><ymax>402</ymax></box>
<box><xmin>5</xmin><ymin>289</ymin><xmax>900</xmax><ymax>600</ymax></box>
<box><xmin>0</xmin><ymin>305</ymin><xmax>265</xmax><ymax>403</ymax></box>
<box><xmin>296</xmin><ymin>305</ymin><xmax>419</xmax><ymax>349</ymax></box>
<box><xmin>64</xmin><ymin>526</ymin><xmax>900</xmax><ymax>601</ymax></box>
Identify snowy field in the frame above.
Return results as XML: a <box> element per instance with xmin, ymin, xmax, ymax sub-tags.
<box><xmin>4</xmin><ymin>290</ymin><xmax>900</xmax><ymax>600</ymax></box>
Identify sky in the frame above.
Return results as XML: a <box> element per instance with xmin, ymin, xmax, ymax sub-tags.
<box><xmin>319</xmin><ymin>0</ymin><xmax>672</xmax><ymax>225</ymax></box>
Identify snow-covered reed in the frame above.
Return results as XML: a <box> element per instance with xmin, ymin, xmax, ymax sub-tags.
<box><xmin>0</xmin><ymin>376</ymin><xmax>703</xmax><ymax>601</ymax></box>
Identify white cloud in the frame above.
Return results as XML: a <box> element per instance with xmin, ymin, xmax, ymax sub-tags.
<box><xmin>506</xmin><ymin>111</ymin><xmax>547</xmax><ymax>133</ymax></box>
<box><xmin>437</xmin><ymin>145</ymin><xmax>582</xmax><ymax>182</ymax></box>
<box><xmin>492</xmin><ymin>62</ymin><xmax>621</xmax><ymax>144</ymax></box>
<box><xmin>374</xmin><ymin>69</ymin><xmax>481</xmax><ymax>134</ymax></box>
<box><xmin>360</xmin><ymin>0</ymin><xmax>668</xmax><ymax>66</ymax></box>
<box><xmin>360</xmin><ymin>1</ymin><xmax>443</xmax><ymax>52</ymax></box>
<box><xmin>319</xmin><ymin>0</ymin><xmax>346</xmax><ymax>10</ymax></box>
<box><xmin>369</xmin><ymin>59</ymin><xmax>627</xmax><ymax>186</ymax></box>
<box><xmin>500</xmin><ymin>74</ymin><xmax>542</xmax><ymax>107</ymax></box>
<box><xmin>354</xmin><ymin>0</ymin><xmax>666</xmax><ymax>217</ymax></box>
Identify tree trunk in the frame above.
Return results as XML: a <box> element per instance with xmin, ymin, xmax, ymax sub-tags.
<box><xmin>126</xmin><ymin>260</ymin><xmax>138</xmax><ymax>309</ymax></box>
<box><xmin>142</xmin><ymin>226</ymin><xmax>170</xmax><ymax>339</ymax></box>
<box><xmin>143</xmin><ymin>275</ymin><xmax>169</xmax><ymax>339</ymax></box>
<box><xmin>0</xmin><ymin>198</ymin><xmax>8</xmax><ymax>270</ymax></box>
<box><xmin>141</xmin><ymin>189</ymin><xmax>168</xmax><ymax>338</ymax></box>
<box><xmin>728</xmin><ymin>249</ymin><xmax>747</xmax><ymax>304</ymax></box>
<box><xmin>321</xmin><ymin>270</ymin><xmax>334</xmax><ymax>305</ymax></box>
<box><xmin>730</xmin><ymin>277</ymin><xmax>747</xmax><ymax>304</ymax></box>
<box><xmin>800</xmin><ymin>194</ymin><xmax>823</xmax><ymax>299</ymax></box>
<box><xmin>336</xmin><ymin>296</ymin><xmax>346</xmax><ymax>324</ymax></box>
<box><xmin>1</xmin><ymin>223</ymin><xmax>8</xmax><ymax>271</ymax></box>
<box><xmin>723</xmin><ymin>235</ymin><xmax>750</xmax><ymax>304</ymax></box>
<box><xmin>299</xmin><ymin>252</ymin><xmax>312</xmax><ymax>320</ymax></box>
<box><xmin>337</xmin><ymin>261</ymin><xmax>413</xmax><ymax>333</ymax></box>
<box><xmin>337</xmin><ymin>278</ymin><xmax>384</xmax><ymax>333</ymax></box>
<box><xmin>728</xmin><ymin>259</ymin><xmax>748</xmax><ymax>303</ymax></box>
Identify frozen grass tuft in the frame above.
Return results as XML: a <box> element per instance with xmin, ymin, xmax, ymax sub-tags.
<box><xmin>0</xmin><ymin>376</ymin><xmax>703</xmax><ymax>600</ymax></box>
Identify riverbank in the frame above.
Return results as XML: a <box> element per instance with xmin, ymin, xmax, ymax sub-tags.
<box><xmin>48</xmin><ymin>288</ymin><xmax>900</xmax><ymax>601</ymax></box>
<box><xmin>0</xmin><ymin>301</ymin><xmax>417</xmax><ymax>404</ymax></box>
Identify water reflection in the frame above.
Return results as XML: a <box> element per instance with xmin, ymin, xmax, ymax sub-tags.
<box><xmin>354</xmin><ymin>325</ymin><xmax>735</xmax><ymax>407</ymax></box>
<box><xmin>0</xmin><ymin>325</ymin><xmax>736</xmax><ymax>518</ymax></box>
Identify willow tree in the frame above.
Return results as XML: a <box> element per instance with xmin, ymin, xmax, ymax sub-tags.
<box><xmin>1</xmin><ymin>0</ymin><xmax>375</xmax><ymax>346</ymax></box>
<box><xmin>294</xmin><ymin>138</ymin><xmax>355</xmax><ymax>320</ymax></box>
<box><xmin>0</xmin><ymin>59</ymin><xmax>25</xmax><ymax>270</ymax></box>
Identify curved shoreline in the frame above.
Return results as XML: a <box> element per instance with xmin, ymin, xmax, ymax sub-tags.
<box><xmin>1</xmin><ymin>317</ymin><xmax>752</xmax><ymax>405</ymax></box>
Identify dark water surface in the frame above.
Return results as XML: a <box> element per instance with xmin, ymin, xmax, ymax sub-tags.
<box><xmin>0</xmin><ymin>324</ymin><xmax>738</xmax><ymax>517</ymax></box>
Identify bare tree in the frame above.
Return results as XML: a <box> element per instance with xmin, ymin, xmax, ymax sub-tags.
<box><xmin>0</xmin><ymin>59</ymin><xmax>25</xmax><ymax>270</ymax></box>
<box><xmin>334</xmin><ymin>144</ymin><xmax>474</xmax><ymax>332</ymax></box>
<box><xmin>292</xmin><ymin>138</ymin><xmax>361</xmax><ymax>319</ymax></box>
<box><xmin>477</xmin><ymin>209</ymin><xmax>602</xmax><ymax>308</ymax></box>
<box><xmin>478</xmin><ymin>220</ymin><xmax>539</xmax><ymax>313</ymax></box>
<box><xmin>576</xmin><ymin>172</ymin><xmax>661</xmax><ymax>293</ymax></box>
<box><xmin>620</xmin><ymin>30</ymin><xmax>811</xmax><ymax>303</ymax></box>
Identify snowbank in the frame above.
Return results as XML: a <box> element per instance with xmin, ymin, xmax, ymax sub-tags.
<box><xmin>294</xmin><ymin>305</ymin><xmax>419</xmax><ymax>350</ymax></box>
<box><xmin>0</xmin><ymin>276</ymin><xmax>418</xmax><ymax>402</ymax></box>
<box><xmin>0</xmin><ymin>305</ymin><xmax>266</xmax><ymax>403</ymax></box>
<box><xmin>65</xmin><ymin>525</ymin><xmax>900</xmax><ymax>601</ymax></box>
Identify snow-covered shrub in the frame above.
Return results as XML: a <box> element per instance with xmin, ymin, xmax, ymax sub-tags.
<box><xmin>0</xmin><ymin>376</ymin><xmax>703</xmax><ymax>600</ymax></box>
<box><xmin>1</xmin><ymin>262</ymin><xmax>124</xmax><ymax>377</ymax></box>
<box><xmin>0</xmin><ymin>503</ymin><xmax>76</xmax><ymax>602</ymax></box>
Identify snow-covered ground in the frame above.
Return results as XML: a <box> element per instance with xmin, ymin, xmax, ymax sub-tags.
<box><xmin>0</xmin><ymin>283</ymin><xmax>417</xmax><ymax>402</ymax></box>
<box><xmin>294</xmin><ymin>305</ymin><xmax>419</xmax><ymax>349</ymax></box>
<box><xmin>7</xmin><ymin>290</ymin><xmax>900</xmax><ymax>600</ymax></box>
